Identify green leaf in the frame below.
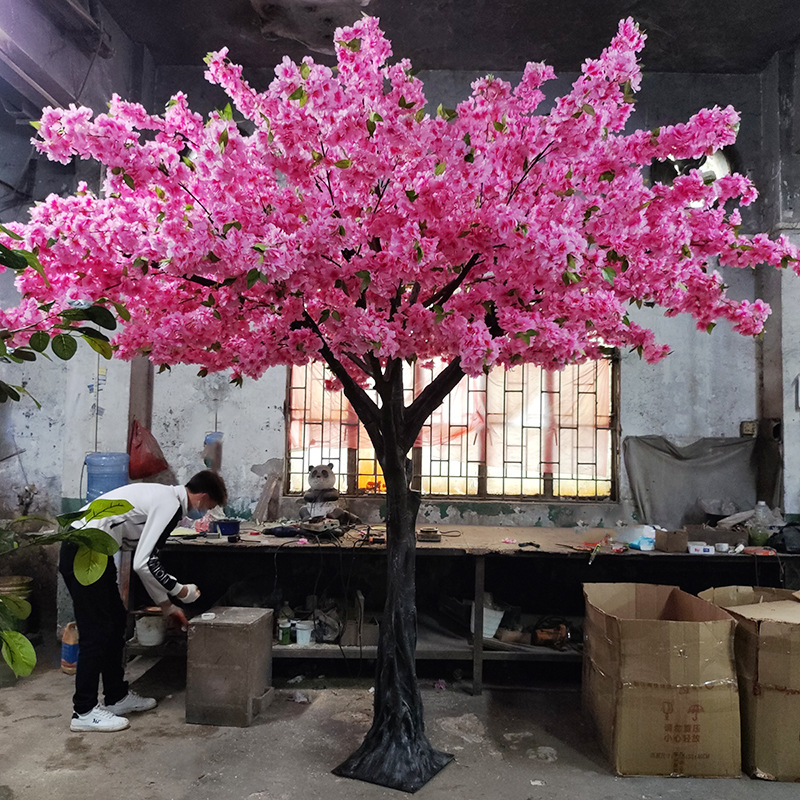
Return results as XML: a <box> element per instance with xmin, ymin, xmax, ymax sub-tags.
<box><xmin>398</xmin><ymin>96</ymin><xmax>415</xmax><ymax>109</ymax></box>
<box><xmin>81</xmin><ymin>335</ymin><xmax>113</xmax><ymax>359</ymax></box>
<box><xmin>51</xmin><ymin>334</ymin><xmax>78</xmax><ymax>360</ymax></box>
<box><xmin>601</xmin><ymin>266</ymin><xmax>617</xmax><ymax>285</ymax></box>
<box><xmin>338</xmin><ymin>37</ymin><xmax>361</xmax><ymax>51</ymax></box>
<box><xmin>0</xmin><ymin>243</ymin><xmax>28</xmax><ymax>271</ymax></box>
<box><xmin>581</xmin><ymin>103</ymin><xmax>595</xmax><ymax>116</ymax></box>
<box><xmin>414</xmin><ymin>108</ymin><xmax>425</xmax><ymax>123</ymax></box>
<box><xmin>29</xmin><ymin>331</ymin><xmax>49</xmax><ymax>352</ymax></box>
<box><xmin>1</xmin><ymin>630</ymin><xmax>36</xmax><ymax>676</ymax></box>
<box><xmin>0</xmin><ymin>224</ymin><xmax>23</xmax><ymax>241</ymax></box>
<box><xmin>69</xmin><ymin>528</ymin><xmax>119</xmax><ymax>556</ymax></box>
<box><xmin>706</xmin><ymin>322</ymin><xmax>716</xmax><ymax>333</ymax></box>
<box><xmin>122</xmin><ymin>173</ymin><xmax>135</xmax><ymax>190</ymax></box>
<box><xmin>110</xmin><ymin>301</ymin><xmax>130</xmax><ymax>322</ymax></box>
<box><xmin>355</xmin><ymin>270</ymin><xmax>371</xmax><ymax>294</ymax></box>
<box><xmin>599</xmin><ymin>170</ymin><xmax>615</xmax><ymax>182</ymax></box>
<box><xmin>366</xmin><ymin>118</ymin><xmax>376</xmax><ymax>136</ymax></box>
<box><xmin>9</xmin><ymin>348</ymin><xmax>36</xmax><ymax>362</ymax></box>
<box><xmin>221</xmin><ymin>103</ymin><xmax>233</xmax><ymax>120</ymax></box>
<box><xmin>405</xmin><ymin>190</ymin><xmax>418</xmax><ymax>202</ymax></box>
<box><xmin>73</xmin><ymin>545</ymin><xmax>108</xmax><ymax>585</ymax></box>
<box><xmin>83</xmin><ymin>498</ymin><xmax>133</xmax><ymax>524</ymax></box>
<box><xmin>0</xmin><ymin>382</ymin><xmax>20</xmax><ymax>403</ymax></box>
<box><xmin>0</xmin><ymin>593</ymin><xmax>31</xmax><ymax>620</ymax></box>
<box><xmin>434</xmin><ymin>162</ymin><xmax>446</xmax><ymax>176</ymax></box>
<box><xmin>218</xmin><ymin>128</ymin><xmax>229</xmax><ymax>152</ymax></box>
<box><xmin>85</xmin><ymin>305</ymin><xmax>117</xmax><ymax>330</ymax></box>
<box><xmin>288</xmin><ymin>87</ymin><xmax>306</xmax><ymax>102</ymax></box>
<box><xmin>300</xmin><ymin>63</ymin><xmax>311</xmax><ymax>80</ymax></box>
<box><xmin>333</xmin><ymin>159</ymin><xmax>352</xmax><ymax>169</ymax></box>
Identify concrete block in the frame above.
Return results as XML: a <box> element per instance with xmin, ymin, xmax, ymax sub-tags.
<box><xmin>186</xmin><ymin>606</ymin><xmax>274</xmax><ymax>726</ymax></box>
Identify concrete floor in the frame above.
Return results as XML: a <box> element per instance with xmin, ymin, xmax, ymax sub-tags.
<box><xmin>2</xmin><ymin>649</ymin><xmax>799</xmax><ymax>800</ymax></box>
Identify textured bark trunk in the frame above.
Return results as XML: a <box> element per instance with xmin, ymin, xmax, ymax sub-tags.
<box><xmin>332</xmin><ymin>452</ymin><xmax>452</xmax><ymax>792</ymax></box>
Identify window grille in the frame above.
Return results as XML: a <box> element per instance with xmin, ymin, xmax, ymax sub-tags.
<box><xmin>287</xmin><ymin>357</ymin><xmax>617</xmax><ymax>500</ymax></box>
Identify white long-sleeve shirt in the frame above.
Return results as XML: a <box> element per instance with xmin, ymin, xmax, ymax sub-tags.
<box><xmin>81</xmin><ymin>482</ymin><xmax>189</xmax><ymax>605</ymax></box>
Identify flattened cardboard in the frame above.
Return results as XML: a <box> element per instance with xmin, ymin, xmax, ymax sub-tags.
<box><xmin>583</xmin><ymin>583</ymin><xmax>740</xmax><ymax>777</ymax></box>
<box><xmin>698</xmin><ymin>585</ymin><xmax>800</xmax><ymax>781</ymax></box>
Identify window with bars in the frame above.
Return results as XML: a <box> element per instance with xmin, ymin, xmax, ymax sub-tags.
<box><xmin>287</xmin><ymin>357</ymin><xmax>618</xmax><ymax>500</ymax></box>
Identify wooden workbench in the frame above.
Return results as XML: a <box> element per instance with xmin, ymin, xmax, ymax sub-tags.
<box><xmin>163</xmin><ymin>525</ymin><xmax>788</xmax><ymax>693</ymax></box>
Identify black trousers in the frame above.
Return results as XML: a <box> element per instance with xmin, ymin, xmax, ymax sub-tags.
<box><xmin>59</xmin><ymin>542</ymin><xmax>128</xmax><ymax>714</ymax></box>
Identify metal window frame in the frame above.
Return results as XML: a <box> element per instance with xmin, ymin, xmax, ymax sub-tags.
<box><xmin>285</xmin><ymin>354</ymin><xmax>619</xmax><ymax>502</ymax></box>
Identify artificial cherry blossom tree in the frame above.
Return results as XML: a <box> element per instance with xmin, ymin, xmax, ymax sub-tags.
<box><xmin>1</xmin><ymin>16</ymin><xmax>797</xmax><ymax>791</ymax></box>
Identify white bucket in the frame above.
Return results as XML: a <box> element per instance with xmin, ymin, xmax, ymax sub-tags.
<box><xmin>135</xmin><ymin>614</ymin><xmax>166</xmax><ymax>646</ymax></box>
<box><xmin>295</xmin><ymin>620</ymin><xmax>313</xmax><ymax>645</ymax></box>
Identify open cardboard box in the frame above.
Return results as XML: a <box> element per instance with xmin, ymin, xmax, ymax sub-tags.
<box><xmin>340</xmin><ymin>590</ymin><xmax>381</xmax><ymax>647</ymax></box>
<box><xmin>583</xmin><ymin>583</ymin><xmax>740</xmax><ymax>777</ymax></box>
<box><xmin>698</xmin><ymin>586</ymin><xmax>800</xmax><ymax>781</ymax></box>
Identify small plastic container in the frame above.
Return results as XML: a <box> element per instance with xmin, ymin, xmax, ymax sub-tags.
<box><xmin>295</xmin><ymin>620</ymin><xmax>313</xmax><ymax>645</ymax></box>
<box><xmin>278</xmin><ymin>620</ymin><xmax>291</xmax><ymax>645</ymax></box>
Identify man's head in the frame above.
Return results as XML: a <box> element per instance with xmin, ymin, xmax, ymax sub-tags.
<box><xmin>185</xmin><ymin>470</ymin><xmax>228</xmax><ymax>514</ymax></box>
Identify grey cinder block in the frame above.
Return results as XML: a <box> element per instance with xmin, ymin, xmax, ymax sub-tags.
<box><xmin>186</xmin><ymin>606</ymin><xmax>274</xmax><ymax>726</ymax></box>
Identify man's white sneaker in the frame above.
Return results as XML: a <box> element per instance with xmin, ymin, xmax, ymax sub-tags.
<box><xmin>103</xmin><ymin>691</ymin><xmax>157</xmax><ymax>715</ymax></box>
<box><xmin>70</xmin><ymin>706</ymin><xmax>129</xmax><ymax>732</ymax></box>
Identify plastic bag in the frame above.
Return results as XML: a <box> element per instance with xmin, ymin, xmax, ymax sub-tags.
<box><xmin>128</xmin><ymin>420</ymin><xmax>169</xmax><ymax>479</ymax></box>
<box><xmin>767</xmin><ymin>525</ymin><xmax>800</xmax><ymax>554</ymax></box>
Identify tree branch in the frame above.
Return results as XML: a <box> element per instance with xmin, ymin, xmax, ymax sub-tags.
<box><xmin>421</xmin><ymin>253</ymin><xmax>482</xmax><ymax>309</ymax></box>
<box><xmin>301</xmin><ymin>312</ymin><xmax>383</xmax><ymax>445</ymax></box>
<box><xmin>402</xmin><ymin>358</ymin><xmax>466</xmax><ymax>451</ymax></box>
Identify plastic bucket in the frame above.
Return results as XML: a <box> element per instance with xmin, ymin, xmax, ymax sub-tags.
<box><xmin>135</xmin><ymin>613</ymin><xmax>166</xmax><ymax>646</ymax></box>
<box><xmin>85</xmin><ymin>452</ymin><xmax>129</xmax><ymax>502</ymax></box>
<box><xmin>295</xmin><ymin>620</ymin><xmax>313</xmax><ymax>645</ymax></box>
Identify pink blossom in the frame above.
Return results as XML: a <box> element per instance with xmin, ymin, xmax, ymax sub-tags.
<box><xmin>1</xmin><ymin>16</ymin><xmax>796</xmax><ymax>380</ymax></box>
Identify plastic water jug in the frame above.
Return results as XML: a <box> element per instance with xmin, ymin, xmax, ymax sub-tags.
<box><xmin>85</xmin><ymin>452</ymin><xmax>129</xmax><ymax>502</ymax></box>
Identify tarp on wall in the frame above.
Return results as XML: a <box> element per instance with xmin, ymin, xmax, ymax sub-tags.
<box><xmin>623</xmin><ymin>435</ymin><xmax>757</xmax><ymax>530</ymax></box>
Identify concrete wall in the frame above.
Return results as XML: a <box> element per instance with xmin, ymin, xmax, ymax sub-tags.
<box><xmin>0</xmin><ymin>11</ymin><xmax>797</xmax><ymax>529</ymax></box>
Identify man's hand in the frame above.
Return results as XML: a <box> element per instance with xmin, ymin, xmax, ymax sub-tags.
<box><xmin>176</xmin><ymin>583</ymin><xmax>201</xmax><ymax>603</ymax></box>
<box><xmin>159</xmin><ymin>600</ymin><xmax>188</xmax><ymax>631</ymax></box>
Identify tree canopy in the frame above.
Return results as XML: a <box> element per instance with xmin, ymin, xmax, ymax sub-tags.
<box><xmin>1</xmin><ymin>16</ymin><xmax>795</xmax><ymax>391</ymax></box>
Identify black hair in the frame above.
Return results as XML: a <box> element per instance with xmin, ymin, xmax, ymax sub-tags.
<box><xmin>185</xmin><ymin>470</ymin><xmax>228</xmax><ymax>507</ymax></box>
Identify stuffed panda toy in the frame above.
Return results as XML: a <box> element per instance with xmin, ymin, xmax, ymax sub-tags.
<box><xmin>300</xmin><ymin>463</ymin><xmax>340</xmax><ymax>520</ymax></box>
<box><xmin>299</xmin><ymin>464</ymin><xmax>361</xmax><ymax>527</ymax></box>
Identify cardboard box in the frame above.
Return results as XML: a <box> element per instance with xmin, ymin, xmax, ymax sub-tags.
<box><xmin>340</xmin><ymin>590</ymin><xmax>381</xmax><ymax>647</ymax></box>
<box><xmin>655</xmin><ymin>529</ymin><xmax>689</xmax><ymax>553</ymax></box>
<box><xmin>698</xmin><ymin>586</ymin><xmax>800</xmax><ymax>781</ymax></box>
<box><xmin>583</xmin><ymin>583</ymin><xmax>740</xmax><ymax>777</ymax></box>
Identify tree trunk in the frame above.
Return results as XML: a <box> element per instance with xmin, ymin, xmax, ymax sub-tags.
<box><xmin>332</xmin><ymin>451</ymin><xmax>452</xmax><ymax>792</ymax></box>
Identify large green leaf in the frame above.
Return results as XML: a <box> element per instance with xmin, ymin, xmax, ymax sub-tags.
<box><xmin>1</xmin><ymin>630</ymin><xmax>36</xmax><ymax>676</ymax></box>
<box><xmin>82</xmin><ymin>334</ymin><xmax>113</xmax><ymax>359</ymax></box>
<box><xmin>56</xmin><ymin>509</ymin><xmax>93</xmax><ymax>527</ymax></box>
<box><xmin>83</xmin><ymin>498</ymin><xmax>133</xmax><ymax>523</ymax></box>
<box><xmin>70</xmin><ymin>527</ymin><xmax>119</xmax><ymax>556</ymax></box>
<box><xmin>51</xmin><ymin>334</ymin><xmax>78</xmax><ymax>360</ymax></box>
<box><xmin>84</xmin><ymin>305</ymin><xmax>117</xmax><ymax>330</ymax></box>
<box><xmin>73</xmin><ymin>545</ymin><xmax>108</xmax><ymax>585</ymax></box>
<box><xmin>0</xmin><ymin>594</ymin><xmax>31</xmax><ymax>620</ymax></box>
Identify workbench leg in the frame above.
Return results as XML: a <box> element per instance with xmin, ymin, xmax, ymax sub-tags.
<box><xmin>471</xmin><ymin>554</ymin><xmax>484</xmax><ymax>696</ymax></box>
